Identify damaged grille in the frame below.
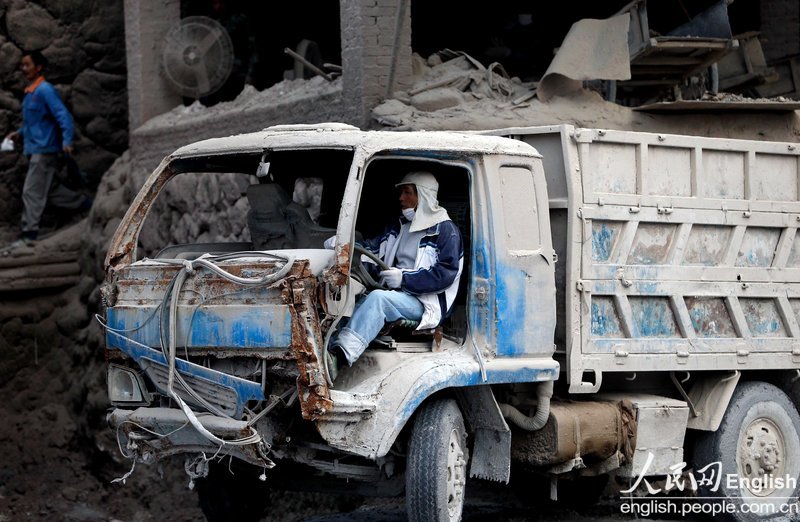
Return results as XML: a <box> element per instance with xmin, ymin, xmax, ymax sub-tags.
<box><xmin>142</xmin><ymin>359</ymin><xmax>239</xmax><ymax>417</ymax></box>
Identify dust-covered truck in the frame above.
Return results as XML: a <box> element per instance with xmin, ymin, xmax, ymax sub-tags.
<box><xmin>102</xmin><ymin>123</ymin><xmax>800</xmax><ymax>521</ymax></box>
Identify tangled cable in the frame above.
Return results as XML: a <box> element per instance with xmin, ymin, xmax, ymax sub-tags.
<box><xmin>101</xmin><ymin>251</ymin><xmax>295</xmax><ymax>450</ymax></box>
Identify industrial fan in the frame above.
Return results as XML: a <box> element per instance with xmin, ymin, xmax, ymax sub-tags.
<box><xmin>160</xmin><ymin>16</ymin><xmax>234</xmax><ymax>99</ymax></box>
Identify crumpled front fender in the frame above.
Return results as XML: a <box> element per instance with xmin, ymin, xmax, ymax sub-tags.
<box><xmin>315</xmin><ymin>348</ymin><xmax>558</xmax><ymax>460</ymax></box>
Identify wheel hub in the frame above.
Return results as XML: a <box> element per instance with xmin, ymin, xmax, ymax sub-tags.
<box><xmin>739</xmin><ymin>418</ymin><xmax>785</xmax><ymax>497</ymax></box>
<box><xmin>446</xmin><ymin>428</ymin><xmax>467</xmax><ymax>520</ymax></box>
<box><xmin>183</xmin><ymin>45</ymin><xmax>201</xmax><ymax>65</ymax></box>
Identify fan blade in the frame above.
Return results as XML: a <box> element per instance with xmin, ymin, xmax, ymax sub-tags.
<box><xmin>195</xmin><ymin>64</ymin><xmax>211</xmax><ymax>95</ymax></box>
<box><xmin>198</xmin><ymin>27</ymin><xmax>224</xmax><ymax>55</ymax></box>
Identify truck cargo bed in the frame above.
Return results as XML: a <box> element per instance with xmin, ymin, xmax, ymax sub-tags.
<box><xmin>485</xmin><ymin>125</ymin><xmax>800</xmax><ymax>393</ymax></box>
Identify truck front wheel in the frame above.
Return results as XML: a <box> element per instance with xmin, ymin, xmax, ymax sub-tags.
<box><xmin>195</xmin><ymin>460</ymin><xmax>269</xmax><ymax>522</ymax></box>
<box><xmin>406</xmin><ymin>398</ymin><xmax>469</xmax><ymax>522</ymax></box>
<box><xmin>692</xmin><ymin>381</ymin><xmax>800</xmax><ymax>521</ymax></box>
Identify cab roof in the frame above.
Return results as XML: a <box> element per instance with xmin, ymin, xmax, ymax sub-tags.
<box><xmin>171</xmin><ymin>122</ymin><xmax>541</xmax><ymax>159</ymax></box>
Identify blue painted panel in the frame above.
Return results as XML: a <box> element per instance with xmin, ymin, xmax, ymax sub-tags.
<box><xmin>494</xmin><ymin>261</ymin><xmax>556</xmax><ymax>357</ymax></box>
<box><xmin>468</xmin><ymin>224</ymin><xmax>493</xmax><ymax>354</ymax></box>
<box><xmin>630</xmin><ymin>297</ymin><xmax>679</xmax><ymax>338</ymax></box>
<box><xmin>683</xmin><ymin>225</ymin><xmax>732</xmax><ymax>266</ymax></box>
<box><xmin>592</xmin><ymin>222</ymin><xmax>619</xmax><ymax>262</ymax></box>
<box><xmin>735</xmin><ymin>227</ymin><xmax>780</xmax><ymax>267</ymax></box>
<box><xmin>591</xmin><ymin>296</ymin><xmax>623</xmax><ymax>337</ymax></box>
<box><xmin>741</xmin><ymin>298</ymin><xmax>787</xmax><ymax>337</ymax></box>
<box><xmin>495</xmin><ymin>265</ymin><xmax>528</xmax><ymax>356</ymax></box>
<box><xmin>106</xmin><ymin>330</ymin><xmax>265</xmax><ymax>416</ymax></box>
<box><xmin>685</xmin><ymin>297</ymin><xmax>736</xmax><ymax>338</ymax></box>
<box><xmin>107</xmin><ymin>304</ymin><xmax>292</xmax><ymax>349</ymax></box>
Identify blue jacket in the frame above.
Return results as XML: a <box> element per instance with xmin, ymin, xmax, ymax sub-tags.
<box><xmin>20</xmin><ymin>79</ymin><xmax>74</xmax><ymax>155</ymax></box>
<box><xmin>360</xmin><ymin>218</ymin><xmax>464</xmax><ymax>329</ymax></box>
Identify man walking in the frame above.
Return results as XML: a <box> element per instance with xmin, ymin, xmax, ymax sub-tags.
<box><xmin>4</xmin><ymin>51</ymin><xmax>89</xmax><ymax>247</ymax></box>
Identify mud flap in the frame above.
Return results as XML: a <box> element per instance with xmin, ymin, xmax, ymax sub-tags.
<box><xmin>456</xmin><ymin>385</ymin><xmax>511</xmax><ymax>483</ymax></box>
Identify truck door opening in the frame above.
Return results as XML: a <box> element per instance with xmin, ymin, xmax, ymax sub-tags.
<box><xmin>355</xmin><ymin>156</ymin><xmax>472</xmax><ymax>345</ymax></box>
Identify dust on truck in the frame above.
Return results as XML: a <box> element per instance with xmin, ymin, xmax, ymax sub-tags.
<box><xmin>102</xmin><ymin>123</ymin><xmax>800</xmax><ymax>521</ymax></box>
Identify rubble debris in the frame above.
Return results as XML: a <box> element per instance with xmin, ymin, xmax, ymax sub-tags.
<box><xmin>387</xmin><ymin>50</ymin><xmax>534</xmax><ymax>112</ymax></box>
<box><xmin>373</xmin><ymin>51</ymin><xmax>539</xmax><ymax>128</ymax></box>
<box><xmin>138</xmin><ymin>76</ymin><xmax>340</xmax><ymax>132</ymax></box>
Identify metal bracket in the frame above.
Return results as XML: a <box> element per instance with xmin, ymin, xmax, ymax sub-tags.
<box><xmin>736</xmin><ymin>349</ymin><xmax>750</xmax><ymax>364</ymax></box>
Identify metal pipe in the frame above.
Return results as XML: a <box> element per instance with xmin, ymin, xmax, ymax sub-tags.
<box><xmin>670</xmin><ymin>371</ymin><xmax>699</xmax><ymax>418</ymax></box>
<box><xmin>385</xmin><ymin>0</ymin><xmax>408</xmax><ymax>97</ymax></box>
<box><xmin>283</xmin><ymin>47</ymin><xmax>334</xmax><ymax>82</ymax></box>
<box><xmin>499</xmin><ymin>381</ymin><xmax>554</xmax><ymax>431</ymax></box>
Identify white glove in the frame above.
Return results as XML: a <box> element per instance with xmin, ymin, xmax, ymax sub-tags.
<box><xmin>323</xmin><ymin>235</ymin><xmax>336</xmax><ymax>250</ymax></box>
<box><xmin>379</xmin><ymin>268</ymin><xmax>403</xmax><ymax>289</ymax></box>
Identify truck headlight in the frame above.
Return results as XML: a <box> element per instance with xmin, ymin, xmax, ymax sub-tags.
<box><xmin>108</xmin><ymin>365</ymin><xmax>150</xmax><ymax>405</ymax></box>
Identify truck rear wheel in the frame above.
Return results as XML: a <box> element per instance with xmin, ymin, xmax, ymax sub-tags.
<box><xmin>406</xmin><ymin>398</ymin><xmax>469</xmax><ymax>522</ymax></box>
<box><xmin>692</xmin><ymin>381</ymin><xmax>800</xmax><ymax>521</ymax></box>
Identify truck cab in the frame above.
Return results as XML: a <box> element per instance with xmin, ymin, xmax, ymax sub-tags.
<box><xmin>103</xmin><ymin>123</ymin><xmax>558</xmax><ymax>521</ymax></box>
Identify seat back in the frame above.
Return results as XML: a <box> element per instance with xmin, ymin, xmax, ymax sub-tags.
<box><xmin>247</xmin><ymin>184</ymin><xmax>294</xmax><ymax>250</ymax></box>
<box><xmin>247</xmin><ymin>183</ymin><xmax>336</xmax><ymax>250</ymax></box>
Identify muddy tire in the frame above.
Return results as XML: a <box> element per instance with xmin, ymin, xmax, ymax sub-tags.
<box><xmin>195</xmin><ymin>461</ymin><xmax>269</xmax><ymax>522</ymax></box>
<box><xmin>406</xmin><ymin>398</ymin><xmax>469</xmax><ymax>522</ymax></box>
<box><xmin>692</xmin><ymin>381</ymin><xmax>800</xmax><ymax>521</ymax></box>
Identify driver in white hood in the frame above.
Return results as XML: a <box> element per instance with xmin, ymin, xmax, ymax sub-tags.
<box><xmin>326</xmin><ymin>171</ymin><xmax>464</xmax><ymax>381</ymax></box>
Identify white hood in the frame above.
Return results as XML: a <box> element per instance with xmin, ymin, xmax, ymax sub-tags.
<box><xmin>396</xmin><ymin>171</ymin><xmax>450</xmax><ymax>232</ymax></box>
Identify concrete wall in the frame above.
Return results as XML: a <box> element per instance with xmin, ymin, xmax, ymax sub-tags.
<box><xmin>339</xmin><ymin>0</ymin><xmax>413</xmax><ymax>128</ymax></box>
<box><xmin>123</xmin><ymin>0</ymin><xmax>182</xmax><ymax>131</ymax></box>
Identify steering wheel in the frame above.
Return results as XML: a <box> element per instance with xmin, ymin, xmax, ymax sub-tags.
<box><xmin>351</xmin><ymin>244</ymin><xmax>391</xmax><ymax>289</ymax></box>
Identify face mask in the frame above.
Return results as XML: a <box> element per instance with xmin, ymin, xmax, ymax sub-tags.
<box><xmin>402</xmin><ymin>208</ymin><xmax>416</xmax><ymax>221</ymax></box>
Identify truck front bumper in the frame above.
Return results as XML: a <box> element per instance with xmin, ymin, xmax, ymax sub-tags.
<box><xmin>108</xmin><ymin>407</ymin><xmax>273</xmax><ymax>467</ymax></box>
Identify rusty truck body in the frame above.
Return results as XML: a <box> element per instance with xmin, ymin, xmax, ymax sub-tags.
<box><xmin>103</xmin><ymin>123</ymin><xmax>800</xmax><ymax>521</ymax></box>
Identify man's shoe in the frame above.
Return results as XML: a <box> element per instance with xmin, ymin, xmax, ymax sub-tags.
<box><xmin>1</xmin><ymin>237</ymin><xmax>34</xmax><ymax>256</ymax></box>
